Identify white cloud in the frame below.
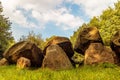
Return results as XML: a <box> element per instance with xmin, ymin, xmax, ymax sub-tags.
<box><xmin>1</xmin><ymin>0</ymin><xmax>38</xmax><ymax>28</ymax></box>
<box><xmin>0</xmin><ymin>0</ymin><xmax>118</xmax><ymax>30</ymax></box>
<box><xmin>12</xmin><ymin>10</ymin><xmax>27</xmax><ymax>26</ymax></box>
<box><xmin>1</xmin><ymin>0</ymin><xmax>84</xmax><ymax>30</ymax></box>
<box><xmin>72</xmin><ymin>0</ymin><xmax>117</xmax><ymax>17</ymax></box>
<box><xmin>32</xmin><ymin>7</ymin><xmax>84</xmax><ymax>30</ymax></box>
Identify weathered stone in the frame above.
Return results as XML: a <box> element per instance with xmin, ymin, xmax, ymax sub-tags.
<box><xmin>17</xmin><ymin>57</ymin><xmax>31</xmax><ymax>69</ymax></box>
<box><xmin>42</xmin><ymin>45</ymin><xmax>73</xmax><ymax>70</ymax></box>
<box><xmin>3</xmin><ymin>41</ymin><xmax>44</xmax><ymax>67</ymax></box>
<box><xmin>0</xmin><ymin>58</ymin><xmax>9</xmax><ymax>66</ymax></box>
<box><xmin>84</xmin><ymin>43</ymin><xmax>117</xmax><ymax>65</ymax></box>
<box><xmin>74</xmin><ymin>27</ymin><xmax>103</xmax><ymax>55</ymax></box>
<box><xmin>110</xmin><ymin>30</ymin><xmax>120</xmax><ymax>65</ymax></box>
<box><xmin>43</xmin><ymin>36</ymin><xmax>75</xmax><ymax>66</ymax></box>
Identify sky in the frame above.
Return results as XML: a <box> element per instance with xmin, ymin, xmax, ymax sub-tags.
<box><xmin>1</xmin><ymin>0</ymin><xmax>118</xmax><ymax>41</ymax></box>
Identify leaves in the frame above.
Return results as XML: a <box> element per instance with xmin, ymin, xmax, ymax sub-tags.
<box><xmin>0</xmin><ymin>2</ymin><xmax>14</xmax><ymax>54</ymax></box>
<box><xmin>71</xmin><ymin>1</ymin><xmax>120</xmax><ymax>46</ymax></box>
<box><xmin>70</xmin><ymin>23</ymin><xmax>88</xmax><ymax>47</ymax></box>
<box><xmin>19</xmin><ymin>31</ymin><xmax>44</xmax><ymax>50</ymax></box>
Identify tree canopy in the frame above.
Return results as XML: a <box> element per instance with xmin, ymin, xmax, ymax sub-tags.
<box><xmin>0</xmin><ymin>2</ymin><xmax>14</xmax><ymax>54</ymax></box>
<box><xmin>19</xmin><ymin>31</ymin><xmax>44</xmax><ymax>50</ymax></box>
<box><xmin>70</xmin><ymin>23</ymin><xmax>88</xmax><ymax>47</ymax></box>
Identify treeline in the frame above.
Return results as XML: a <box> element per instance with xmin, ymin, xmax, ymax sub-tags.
<box><xmin>0</xmin><ymin>1</ymin><xmax>120</xmax><ymax>56</ymax></box>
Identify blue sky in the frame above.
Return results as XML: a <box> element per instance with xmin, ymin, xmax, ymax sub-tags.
<box><xmin>1</xmin><ymin>0</ymin><xmax>117</xmax><ymax>41</ymax></box>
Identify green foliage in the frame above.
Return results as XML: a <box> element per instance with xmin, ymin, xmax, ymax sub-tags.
<box><xmin>19</xmin><ymin>31</ymin><xmax>44</xmax><ymax>50</ymax></box>
<box><xmin>0</xmin><ymin>2</ymin><xmax>14</xmax><ymax>54</ymax></box>
<box><xmin>43</xmin><ymin>35</ymin><xmax>56</xmax><ymax>46</ymax></box>
<box><xmin>0</xmin><ymin>2</ymin><xmax>2</xmax><ymax>12</ymax></box>
<box><xmin>89</xmin><ymin>16</ymin><xmax>100</xmax><ymax>29</ymax></box>
<box><xmin>72</xmin><ymin>52</ymin><xmax>84</xmax><ymax>67</ymax></box>
<box><xmin>70</xmin><ymin>23</ymin><xmax>88</xmax><ymax>47</ymax></box>
<box><xmin>0</xmin><ymin>65</ymin><xmax>120</xmax><ymax>80</ymax></box>
<box><xmin>71</xmin><ymin>1</ymin><xmax>120</xmax><ymax>46</ymax></box>
<box><xmin>97</xmin><ymin>62</ymin><xmax>118</xmax><ymax>68</ymax></box>
<box><xmin>88</xmin><ymin>1</ymin><xmax>120</xmax><ymax>45</ymax></box>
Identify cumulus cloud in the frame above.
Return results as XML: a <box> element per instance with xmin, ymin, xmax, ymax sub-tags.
<box><xmin>1</xmin><ymin>0</ymin><xmax>83</xmax><ymax>30</ymax></box>
<box><xmin>32</xmin><ymin>7</ymin><xmax>84</xmax><ymax>30</ymax></box>
<box><xmin>71</xmin><ymin>0</ymin><xmax>117</xmax><ymax>17</ymax></box>
<box><xmin>1</xmin><ymin>0</ymin><xmax>38</xmax><ymax>28</ymax></box>
<box><xmin>0</xmin><ymin>0</ymin><xmax>118</xmax><ymax>30</ymax></box>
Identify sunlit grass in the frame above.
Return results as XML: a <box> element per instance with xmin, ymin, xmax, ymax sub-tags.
<box><xmin>0</xmin><ymin>64</ymin><xmax>120</xmax><ymax>80</ymax></box>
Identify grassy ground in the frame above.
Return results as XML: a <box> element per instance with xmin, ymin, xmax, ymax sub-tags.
<box><xmin>0</xmin><ymin>64</ymin><xmax>120</xmax><ymax>80</ymax></box>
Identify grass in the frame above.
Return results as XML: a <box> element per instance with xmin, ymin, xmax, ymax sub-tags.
<box><xmin>0</xmin><ymin>64</ymin><xmax>120</xmax><ymax>80</ymax></box>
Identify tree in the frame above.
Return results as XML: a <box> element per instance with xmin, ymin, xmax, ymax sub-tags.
<box><xmin>0</xmin><ymin>2</ymin><xmax>2</xmax><ymax>12</ymax></box>
<box><xmin>19</xmin><ymin>31</ymin><xmax>44</xmax><ymax>50</ymax></box>
<box><xmin>96</xmin><ymin>1</ymin><xmax>120</xmax><ymax>45</ymax></box>
<box><xmin>88</xmin><ymin>16</ymin><xmax>100</xmax><ymax>29</ymax></box>
<box><xmin>71</xmin><ymin>1</ymin><xmax>120</xmax><ymax>46</ymax></box>
<box><xmin>0</xmin><ymin>2</ymin><xmax>14</xmax><ymax>55</ymax></box>
<box><xmin>70</xmin><ymin>23</ymin><xmax>88</xmax><ymax>47</ymax></box>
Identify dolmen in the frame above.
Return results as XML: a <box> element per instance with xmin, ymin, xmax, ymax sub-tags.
<box><xmin>0</xmin><ymin>37</ymin><xmax>75</xmax><ymax>70</ymax></box>
<box><xmin>42</xmin><ymin>36</ymin><xmax>74</xmax><ymax>70</ymax></box>
<box><xmin>74</xmin><ymin>27</ymin><xmax>117</xmax><ymax>65</ymax></box>
<box><xmin>3</xmin><ymin>41</ymin><xmax>44</xmax><ymax>68</ymax></box>
<box><xmin>1</xmin><ymin>27</ymin><xmax>120</xmax><ymax>70</ymax></box>
<box><xmin>74</xmin><ymin>27</ymin><xmax>103</xmax><ymax>54</ymax></box>
<box><xmin>110</xmin><ymin>30</ymin><xmax>120</xmax><ymax>65</ymax></box>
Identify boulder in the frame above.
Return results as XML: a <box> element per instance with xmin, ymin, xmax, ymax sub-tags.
<box><xmin>43</xmin><ymin>36</ymin><xmax>75</xmax><ymax>66</ymax></box>
<box><xmin>110</xmin><ymin>30</ymin><xmax>120</xmax><ymax>65</ymax></box>
<box><xmin>3</xmin><ymin>41</ymin><xmax>44</xmax><ymax>67</ymax></box>
<box><xmin>42</xmin><ymin>45</ymin><xmax>73</xmax><ymax>70</ymax></box>
<box><xmin>74</xmin><ymin>27</ymin><xmax>103</xmax><ymax>55</ymax></box>
<box><xmin>0</xmin><ymin>58</ymin><xmax>9</xmax><ymax>66</ymax></box>
<box><xmin>84</xmin><ymin>43</ymin><xmax>117</xmax><ymax>65</ymax></box>
<box><xmin>17</xmin><ymin>57</ymin><xmax>31</xmax><ymax>69</ymax></box>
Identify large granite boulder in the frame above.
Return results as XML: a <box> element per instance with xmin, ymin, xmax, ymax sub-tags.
<box><xmin>0</xmin><ymin>58</ymin><xmax>9</xmax><ymax>66</ymax></box>
<box><xmin>74</xmin><ymin>27</ymin><xmax>103</xmax><ymax>55</ymax></box>
<box><xmin>3</xmin><ymin>41</ymin><xmax>44</xmax><ymax>67</ymax></box>
<box><xmin>17</xmin><ymin>57</ymin><xmax>31</xmax><ymax>69</ymax></box>
<box><xmin>110</xmin><ymin>31</ymin><xmax>120</xmax><ymax>65</ymax></box>
<box><xmin>42</xmin><ymin>45</ymin><xmax>73</xmax><ymax>70</ymax></box>
<box><xmin>84</xmin><ymin>43</ymin><xmax>117</xmax><ymax>65</ymax></box>
<box><xmin>43</xmin><ymin>36</ymin><xmax>75</xmax><ymax>66</ymax></box>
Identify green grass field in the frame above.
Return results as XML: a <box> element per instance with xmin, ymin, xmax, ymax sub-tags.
<box><xmin>0</xmin><ymin>64</ymin><xmax>120</xmax><ymax>80</ymax></box>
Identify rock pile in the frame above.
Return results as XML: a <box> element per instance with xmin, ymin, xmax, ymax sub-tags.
<box><xmin>0</xmin><ymin>37</ymin><xmax>75</xmax><ymax>70</ymax></box>
<box><xmin>74</xmin><ymin>27</ymin><xmax>118</xmax><ymax>65</ymax></box>
<box><xmin>0</xmin><ymin>27</ymin><xmax>120</xmax><ymax>70</ymax></box>
<box><xmin>43</xmin><ymin>36</ymin><xmax>75</xmax><ymax>67</ymax></box>
<box><xmin>3</xmin><ymin>41</ymin><xmax>44</xmax><ymax>67</ymax></box>
<box><xmin>74</xmin><ymin>27</ymin><xmax>103</xmax><ymax>55</ymax></box>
